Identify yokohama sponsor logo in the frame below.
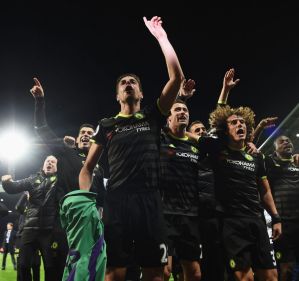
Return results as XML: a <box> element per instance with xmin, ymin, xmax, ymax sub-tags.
<box><xmin>176</xmin><ymin>152</ymin><xmax>199</xmax><ymax>163</ymax></box>
<box><xmin>226</xmin><ymin>159</ymin><xmax>255</xmax><ymax>171</ymax></box>
<box><xmin>288</xmin><ymin>166</ymin><xmax>299</xmax><ymax>172</ymax></box>
<box><xmin>116</xmin><ymin>121</ymin><xmax>150</xmax><ymax>133</ymax></box>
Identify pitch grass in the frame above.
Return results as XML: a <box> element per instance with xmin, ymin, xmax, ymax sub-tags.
<box><xmin>0</xmin><ymin>254</ymin><xmax>44</xmax><ymax>281</ymax></box>
<box><xmin>0</xmin><ymin>254</ymin><xmax>175</xmax><ymax>281</ymax></box>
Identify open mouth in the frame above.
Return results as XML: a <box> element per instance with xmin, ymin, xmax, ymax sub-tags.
<box><xmin>236</xmin><ymin>128</ymin><xmax>245</xmax><ymax>136</ymax></box>
<box><xmin>283</xmin><ymin>144</ymin><xmax>293</xmax><ymax>151</ymax></box>
<box><xmin>178</xmin><ymin>116</ymin><xmax>187</xmax><ymax>122</ymax></box>
<box><xmin>125</xmin><ymin>85</ymin><xmax>133</xmax><ymax>93</ymax></box>
<box><xmin>81</xmin><ymin>136</ymin><xmax>90</xmax><ymax>145</ymax></box>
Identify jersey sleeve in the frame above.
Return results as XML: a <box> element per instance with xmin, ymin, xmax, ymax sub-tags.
<box><xmin>2</xmin><ymin>177</ymin><xmax>33</xmax><ymax>194</ymax></box>
<box><xmin>34</xmin><ymin>97</ymin><xmax>65</xmax><ymax>155</ymax></box>
<box><xmin>92</xmin><ymin>122</ymin><xmax>107</xmax><ymax>146</ymax></box>
<box><xmin>257</xmin><ymin>153</ymin><xmax>267</xmax><ymax>179</ymax></box>
<box><xmin>144</xmin><ymin>99</ymin><xmax>167</xmax><ymax>129</ymax></box>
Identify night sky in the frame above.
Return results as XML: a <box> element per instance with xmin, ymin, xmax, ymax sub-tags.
<box><xmin>0</xmin><ymin>5</ymin><xmax>299</xmax><ymax>180</ymax></box>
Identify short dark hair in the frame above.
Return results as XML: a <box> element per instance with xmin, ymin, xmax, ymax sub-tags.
<box><xmin>116</xmin><ymin>73</ymin><xmax>143</xmax><ymax>94</ymax></box>
<box><xmin>79</xmin><ymin>124</ymin><xmax>95</xmax><ymax>132</ymax></box>
<box><xmin>168</xmin><ymin>99</ymin><xmax>187</xmax><ymax>117</ymax></box>
<box><xmin>273</xmin><ymin>135</ymin><xmax>291</xmax><ymax>149</ymax></box>
<box><xmin>188</xmin><ymin>120</ymin><xmax>205</xmax><ymax>131</ymax></box>
<box><xmin>173</xmin><ymin>99</ymin><xmax>187</xmax><ymax>106</ymax></box>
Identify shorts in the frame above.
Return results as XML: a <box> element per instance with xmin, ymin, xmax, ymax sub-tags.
<box><xmin>222</xmin><ymin>217</ymin><xmax>276</xmax><ymax>271</ymax></box>
<box><xmin>164</xmin><ymin>214</ymin><xmax>201</xmax><ymax>261</ymax></box>
<box><xmin>103</xmin><ymin>189</ymin><xmax>167</xmax><ymax>267</ymax></box>
<box><xmin>274</xmin><ymin>219</ymin><xmax>299</xmax><ymax>263</ymax></box>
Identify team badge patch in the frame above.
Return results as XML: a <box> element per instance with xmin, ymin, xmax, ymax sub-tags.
<box><xmin>191</xmin><ymin>146</ymin><xmax>198</xmax><ymax>154</ymax></box>
<box><xmin>229</xmin><ymin>259</ymin><xmax>236</xmax><ymax>269</ymax></box>
<box><xmin>244</xmin><ymin>153</ymin><xmax>253</xmax><ymax>161</ymax></box>
<box><xmin>275</xmin><ymin>251</ymin><xmax>282</xmax><ymax>260</ymax></box>
<box><xmin>51</xmin><ymin>241</ymin><xmax>58</xmax><ymax>249</ymax></box>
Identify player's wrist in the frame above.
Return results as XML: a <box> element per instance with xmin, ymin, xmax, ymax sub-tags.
<box><xmin>271</xmin><ymin>213</ymin><xmax>282</xmax><ymax>225</ymax></box>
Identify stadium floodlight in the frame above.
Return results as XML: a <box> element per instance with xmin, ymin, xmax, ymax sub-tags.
<box><xmin>296</xmin><ymin>133</ymin><xmax>299</xmax><ymax>138</ymax></box>
<box><xmin>0</xmin><ymin>129</ymin><xmax>30</xmax><ymax>163</ymax></box>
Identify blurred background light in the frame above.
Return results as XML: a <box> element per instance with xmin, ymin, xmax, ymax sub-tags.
<box><xmin>0</xmin><ymin>128</ymin><xmax>30</xmax><ymax>163</ymax></box>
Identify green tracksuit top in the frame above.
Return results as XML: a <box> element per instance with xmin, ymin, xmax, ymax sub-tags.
<box><xmin>60</xmin><ymin>190</ymin><xmax>106</xmax><ymax>281</ymax></box>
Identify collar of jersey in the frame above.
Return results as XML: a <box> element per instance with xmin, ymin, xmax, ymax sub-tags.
<box><xmin>115</xmin><ymin>112</ymin><xmax>133</xmax><ymax>118</ymax></box>
<box><xmin>227</xmin><ymin>145</ymin><xmax>246</xmax><ymax>152</ymax></box>
<box><xmin>168</xmin><ymin>132</ymin><xmax>189</xmax><ymax>141</ymax></box>
<box><xmin>278</xmin><ymin>157</ymin><xmax>293</xmax><ymax>162</ymax></box>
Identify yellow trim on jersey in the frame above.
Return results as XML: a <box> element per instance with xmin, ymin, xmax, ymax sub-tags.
<box><xmin>168</xmin><ymin>132</ymin><xmax>188</xmax><ymax>141</ymax></box>
<box><xmin>116</xmin><ymin>112</ymin><xmax>133</xmax><ymax>118</ymax></box>
<box><xmin>157</xmin><ymin>98</ymin><xmax>169</xmax><ymax>116</ymax></box>
<box><xmin>261</xmin><ymin>176</ymin><xmax>267</xmax><ymax>180</ymax></box>
<box><xmin>279</xmin><ymin>157</ymin><xmax>293</xmax><ymax>162</ymax></box>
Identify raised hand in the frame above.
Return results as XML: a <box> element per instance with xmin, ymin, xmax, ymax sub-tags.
<box><xmin>1</xmin><ymin>175</ymin><xmax>12</xmax><ymax>182</ymax></box>
<box><xmin>218</xmin><ymin>68</ymin><xmax>240</xmax><ymax>104</ymax></box>
<box><xmin>30</xmin><ymin>77</ymin><xmax>44</xmax><ymax>98</ymax></box>
<box><xmin>143</xmin><ymin>16</ymin><xmax>167</xmax><ymax>41</ymax></box>
<box><xmin>63</xmin><ymin>136</ymin><xmax>76</xmax><ymax>148</ymax></box>
<box><xmin>178</xmin><ymin>79</ymin><xmax>196</xmax><ymax>100</ymax></box>
<box><xmin>257</xmin><ymin>117</ymin><xmax>278</xmax><ymax>130</ymax></box>
<box><xmin>293</xmin><ymin>154</ymin><xmax>299</xmax><ymax>166</ymax></box>
<box><xmin>272</xmin><ymin>223</ymin><xmax>282</xmax><ymax>241</ymax></box>
<box><xmin>246</xmin><ymin>142</ymin><xmax>260</xmax><ymax>154</ymax></box>
<box><xmin>223</xmin><ymin>68</ymin><xmax>240</xmax><ymax>91</ymax></box>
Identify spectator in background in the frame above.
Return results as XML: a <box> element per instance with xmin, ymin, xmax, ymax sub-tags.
<box><xmin>1</xmin><ymin>222</ymin><xmax>17</xmax><ymax>270</ymax></box>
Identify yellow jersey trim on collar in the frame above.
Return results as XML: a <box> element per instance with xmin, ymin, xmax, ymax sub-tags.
<box><xmin>279</xmin><ymin>157</ymin><xmax>293</xmax><ymax>162</ymax></box>
<box><xmin>115</xmin><ymin>112</ymin><xmax>133</xmax><ymax>118</ymax></box>
<box><xmin>168</xmin><ymin>132</ymin><xmax>189</xmax><ymax>141</ymax></box>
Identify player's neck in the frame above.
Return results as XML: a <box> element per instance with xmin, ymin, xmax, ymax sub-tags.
<box><xmin>120</xmin><ymin>101</ymin><xmax>140</xmax><ymax>115</ymax></box>
<box><xmin>169</xmin><ymin>125</ymin><xmax>186</xmax><ymax>139</ymax></box>
<box><xmin>228</xmin><ymin>140</ymin><xmax>245</xmax><ymax>151</ymax></box>
<box><xmin>276</xmin><ymin>151</ymin><xmax>292</xmax><ymax>161</ymax></box>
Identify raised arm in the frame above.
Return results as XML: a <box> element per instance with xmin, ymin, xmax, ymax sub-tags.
<box><xmin>143</xmin><ymin>16</ymin><xmax>184</xmax><ymax>114</ymax></box>
<box><xmin>251</xmin><ymin>116</ymin><xmax>278</xmax><ymax>143</ymax></box>
<box><xmin>217</xmin><ymin>68</ymin><xmax>240</xmax><ymax>105</ymax></box>
<box><xmin>30</xmin><ymin>78</ymin><xmax>62</xmax><ymax>149</ymax></box>
<box><xmin>1</xmin><ymin>175</ymin><xmax>32</xmax><ymax>194</ymax></box>
<box><xmin>79</xmin><ymin>142</ymin><xmax>103</xmax><ymax>191</ymax></box>
<box><xmin>31</xmin><ymin>78</ymin><xmax>47</xmax><ymax>128</ymax></box>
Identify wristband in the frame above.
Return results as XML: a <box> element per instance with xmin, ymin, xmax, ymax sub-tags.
<box><xmin>271</xmin><ymin>214</ymin><xmax>282</xmax><ymax>225</ymax></box>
